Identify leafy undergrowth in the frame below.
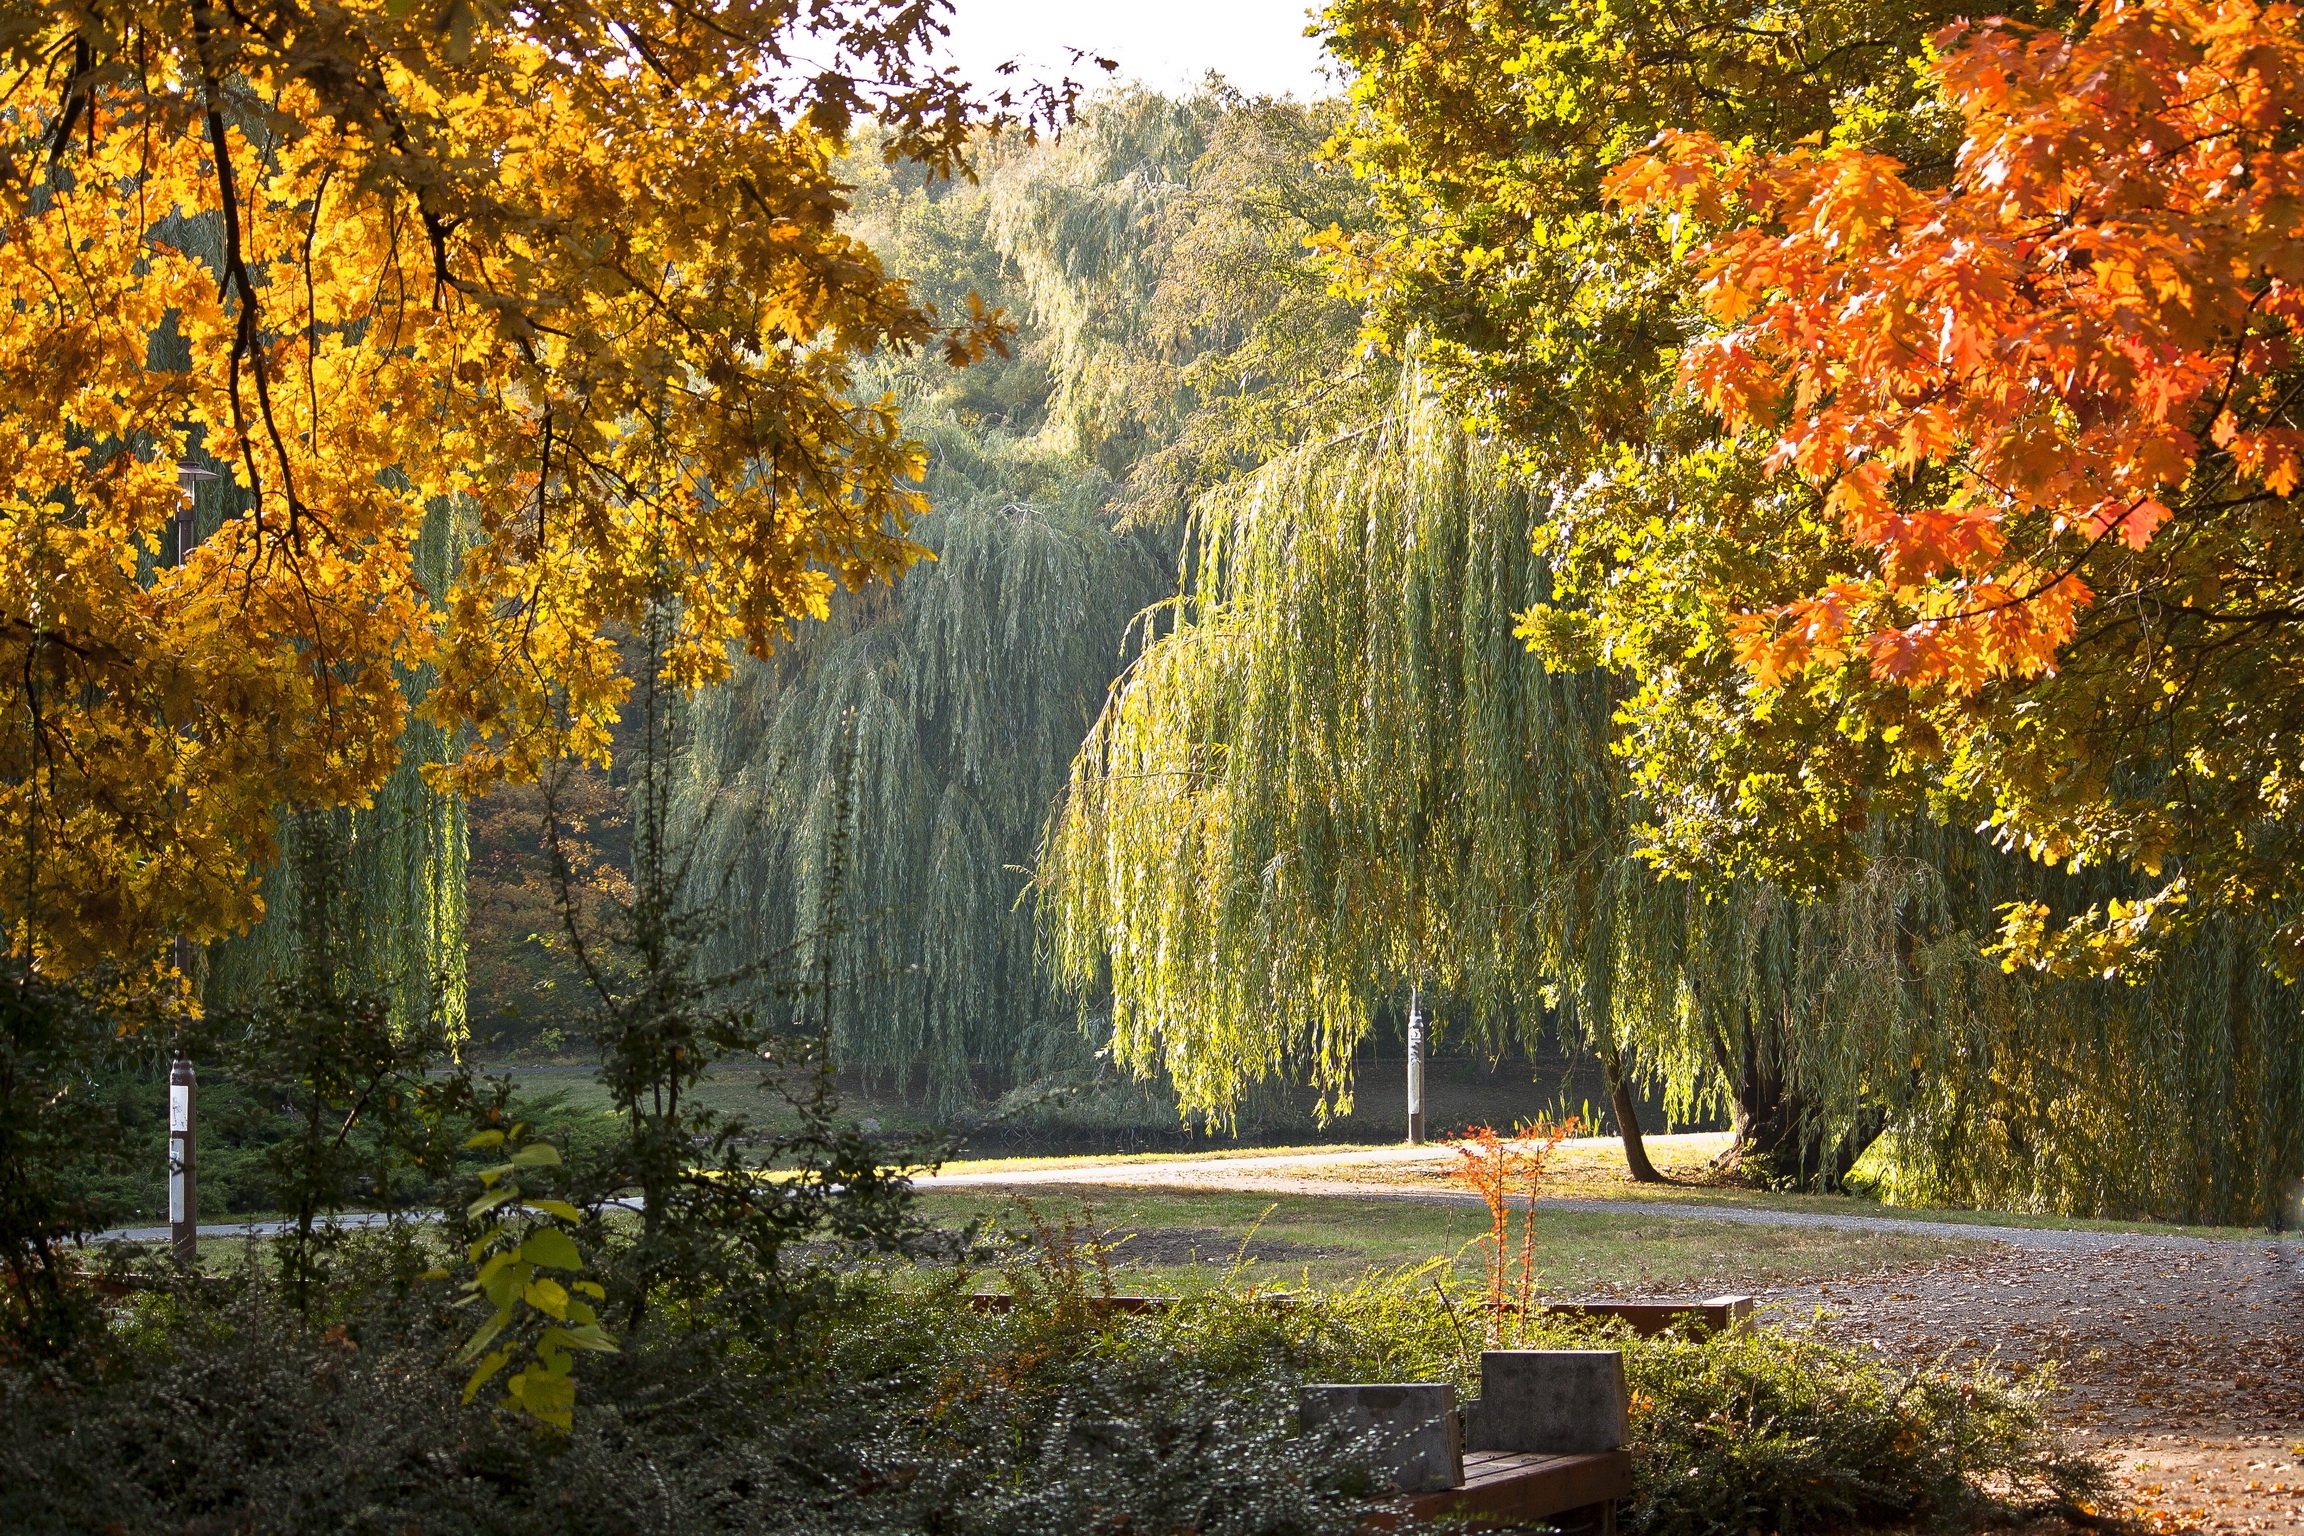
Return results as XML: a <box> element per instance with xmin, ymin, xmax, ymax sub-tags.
<box><xmin>0</xmin><ymin>1233</ymin><xmax>2104</xmax><ymax>1536</ymax></box>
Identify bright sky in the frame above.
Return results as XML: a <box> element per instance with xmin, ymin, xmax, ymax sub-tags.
<box><xmin>934</xmin><ymin>0</ymin><xmax>1339</xmax><ymax>103</ymax></box>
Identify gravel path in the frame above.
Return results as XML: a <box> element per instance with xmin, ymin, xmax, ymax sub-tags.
<box><xmin>1755</xmin><ymin>1239</ymin><xmax>2304</xmax><ymax>1533</ymax></box>
<box><xmin>1540</xmin><ymin>1196</ymin><xmax>2266</xmax><ymax>1254</ymax></box>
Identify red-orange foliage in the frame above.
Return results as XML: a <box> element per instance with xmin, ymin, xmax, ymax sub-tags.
<box><xmin>1446</xmin><ymin>1118</ymin><xmax>1577</xmax><ymax>1320</ymax></box>
<box><xmin>1607</xmin><ymin>0</ymin><xmax>2304</xmax><ymax>694</ymax></box>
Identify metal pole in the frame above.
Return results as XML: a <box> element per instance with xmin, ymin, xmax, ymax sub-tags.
<box><xmin>167</xmin><ymin>464</ymin><xmax>212</xmax><ymax>1269</ymax></box>
<box><xmin>173</xmin><ymin>463</ymin><xmax>213</xmax><ymax>567</ymax></box>
<box><xmin>1406</xmin><ymin>983</ymin><xmax>1425</xmax><ymax>1146</ymax></box>
<box><xmin>169</xmin><ymin>1052</ymin><xmax>198</xmax><ymax>1265</ymax></box>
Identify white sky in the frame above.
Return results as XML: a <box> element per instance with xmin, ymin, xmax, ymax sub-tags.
<box><xmin>933</xmin><ymin>0</ymin><xmax>1339</xmax><ymax>103</ymax></box>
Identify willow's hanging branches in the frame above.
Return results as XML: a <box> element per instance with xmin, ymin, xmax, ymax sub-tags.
<box><xmin>1041</xmin><ymin>373</ymin><xmax>2304</xmax><ymax>1220</ymax></box>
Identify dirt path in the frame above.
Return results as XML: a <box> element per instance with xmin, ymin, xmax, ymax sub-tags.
<box><xmin>1757</xmin><ymin>1240</ymin><xmax>2304</xmax><ymax>1534</ymax></box>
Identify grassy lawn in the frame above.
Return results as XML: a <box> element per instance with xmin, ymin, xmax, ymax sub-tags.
<box><xmin>1194</xmin><ymin>1133</ymin><xmax>2276</xmax><ymax>1240</ymax></box>
<box><xmin>290</xmin><ymin>1071</ymin><xmax>2265</xmax><ymax>1249</ymax></box>
<box><xmin>913</xmin><ymin>1185</ymin><xmax>1990</xmax><ymax>1294</ymax></box>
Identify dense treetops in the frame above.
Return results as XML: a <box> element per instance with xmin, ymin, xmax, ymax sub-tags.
<box><xmin>1323</xmin><ymin>0</ymin><xmax>2304</xmax><ymax>980</ymax></box>
<box><xmin>1</xmin><ymin>0</ymin><xmax>1040</xmax><ymax>973</ymax></box>
<box><xmin>1609</xmin><ymin>0</ymin><xmax>2304</xmax><ymax>974</ymax></box>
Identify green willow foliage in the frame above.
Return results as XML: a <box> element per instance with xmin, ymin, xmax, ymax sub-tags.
<box><xmin>670</xmin><ymin>86</ymin><xmax>1366</xmax><ymax>1106</ymax></box>
<box><xmin>1042</xmin><ymin>379</ymin><xmax>2304</xmax><ymax>1220</ymax></box>
<box><xmin>675</xmin><ymin>445</ymin><xmax>1170</xmax><ymax>1098</ymax></box>
<box><xmin>1044</xmin><ymin>377</ymin><xmax>1611</xmax><ymax>1118</ymax></box>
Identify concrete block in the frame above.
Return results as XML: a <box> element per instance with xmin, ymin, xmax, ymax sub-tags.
<box><xmin>1298</xmin><ymin>1382</ymin><xmax>1463</xmax><ymax>1492</ymax></box>
<box><xmin>1465</xmin><ymin>1350</ymin><xmax>1627</xmax><ymax>1454</ymax></box>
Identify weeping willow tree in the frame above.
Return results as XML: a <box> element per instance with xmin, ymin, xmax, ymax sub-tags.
<box><xmin>1042</xmin><ymin>375</ymin><xmax>2304</xmax><ymax>1220</ymax></box>
<box><xmin>1044</xmin><ymin>374</ymin><xmax>1610</xmax><ymax>1112</ymax></box>
<box><xmin>675</xmin><ymin>431</ymin><xmax>1169</xmax><ymax>1099</ymax></box>
<box><xmin>665</xmin><ymin>85</ymin><xmax>1368</xmax><ymax>1107</ymax></box>
<box><xmin>205</xmin><ymin>502</ymin><xmax>467</xmax><ymax>1037</ymax></box>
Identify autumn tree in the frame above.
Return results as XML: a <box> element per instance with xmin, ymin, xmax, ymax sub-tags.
<box><xmin>1287</xmin><ymin>0</ymin><xmax>2304</xmax><ymax>1211</ymax></box>
<box><xmin>1607</xmin><ymin>0</ymin><xmax>2304</xmax><ymax>976</ymax></box>
<box><xmin>1</xmin><ymin>0</ymin><xmax>1048</xmax><ymax>976</ymax></box>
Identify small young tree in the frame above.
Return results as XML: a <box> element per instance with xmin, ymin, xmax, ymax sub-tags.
<box><xmin>206</xmin><ymin>985</ymin><xmax>473</xmax><ymax>1312</ymax></box>
<box><xmin>547</xmin><ymin>606</ymin><xmax>947</xmax><ymax>1335</ymax></box>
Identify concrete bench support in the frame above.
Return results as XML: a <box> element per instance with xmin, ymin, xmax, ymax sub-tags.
<box><xmin>1464</xmin><ymin>1349</ymin><xmax>1628</xmax><ymax>1454</ymax></box>
<box><xmin>1299</xmin><ymin>1383</ymin><xmax>1463</xmax><ymax>1493</ymax></box>
<box><xmin>1347</xmin><ymin>1352</ymin><xmax>1635</xmax><ymax>1532</ymax></box>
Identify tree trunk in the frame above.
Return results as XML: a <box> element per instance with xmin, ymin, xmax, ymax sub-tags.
<box><xmin>1733</xmin><ymin>1076</ymin><xmax>1884</xmax><ymax>1190</ymax></box>
<box><xmin>1729</xmin><ymin>1011</ymin><xmax>1884</xmax><ymax>1190</ymax></box>
<box><xmin>1600</xmin><ymin>1043</ymin><xmax>1665</xmax><ymax>1183</ymax></box>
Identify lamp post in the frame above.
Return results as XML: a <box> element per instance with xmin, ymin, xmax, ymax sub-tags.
<box><xmin>1406</xmin><ymin>983</ymin><xmax>1426</xmax><ymax>1146</ymax></box>
<box><xmin>168</xmin><ymin>1051</ymin><xmax>198</xmax><ymax>1264</ymax></box>
<box><xmin>168</xmin><ymin>462</ymin><xmax>214</xmax><ymax>1267</ymax></box>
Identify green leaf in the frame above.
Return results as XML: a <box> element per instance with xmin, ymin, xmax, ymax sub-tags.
<box><xmin>541</xmin><ymin>1322</ymin><xmax>619</xmax><ymax>1353</ymax></box>
<box><xmin>508</xmin><ymin>1143</ymin><xmax>563</xmax><ymax>1168</ymax></box>
<box><xmin>461</xmin><ymin>1347</ymin><xmax>512</xmax><ymax>1404</ymax></box>
<box><xmin>454</xmin><ymin>1311</ymin><xmax>510</xmax><ymax>1366</ymax></box>
<box><xmin>513</xmin><ymin>1369</ymin><xmax>575</xmax><ymax>1427</ymax></box>
<box><xmin>462</xmin><ymin>1130</ymin><xmax>506</xmax><ymax>1149</ymax></box>
<box><xmin>467</xmin><ymin>1186</ymin><xmax>517</xmax><ymax>1218</ymax></box>
<box><xmin>529</xmin><ymin>1198</ymin><xmax>584</xmax><ymax>1221</ymax></box>
<box><xmin>523</xmin><ymin>1277</ymin><xmax>571</xmax><ymax>1319</ymax></box>
<box><xmin>520</xmin><ymin>1228</ymin><xmax>582</xmax><ymax>1271</ymax></box>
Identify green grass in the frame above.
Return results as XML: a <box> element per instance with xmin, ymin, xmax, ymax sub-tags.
<box><xmin>914</xmin><ymin>1185</ymin><xmax>1991</xmax><ymax>1293</ymax></box>
<box><xmin>1278</xmin><ymin>1132</ymin><xmax>2278</xmax><ymax>1240</ymax></box>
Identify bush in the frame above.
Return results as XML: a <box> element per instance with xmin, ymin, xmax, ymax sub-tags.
<box><xmin>0</xmin><ymin>969</ymin><xmax>165</xmax><ymax>1359</ymax></box>
<box><xmin>0</xmin><ymin>1242</ymin><xmax>1391</xmax><ymax>1536</ymax></box>
<box><xmin>1623</xmin><ymin>1326</ymin><xmax>2105</xmax><ymax>1535</ymax></box>
<box><xmin>0</xmin><ymin>1232</ymin><xmax>2105</xmax><ymax>1536</ymax></box>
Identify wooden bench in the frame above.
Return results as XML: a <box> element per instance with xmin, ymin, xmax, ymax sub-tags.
<box><xmin>1541</xmin><ymin>1295</ymin><xmax>1752</xmax><ymax>1337</ymax></box>
<box><xmin>1369</xmin><ymin>1448</ymin><xmax>1635</xmax><ymax>1534</ymax></box>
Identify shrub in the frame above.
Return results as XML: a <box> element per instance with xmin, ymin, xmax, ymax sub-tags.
<box><xmin>0</xmin><ymin>968</ymin><xmax>163</xmax><ymax>1360</ymax></box>
<box><xmin>0</xmin><ymin>1223</ymin><xmax>2104</xmax><ymax>1536</ymax></box>
<box><xmin>1623</xmin><ymin>1325</ymin><xmax>2106</xmax><ymax>1535</ymax></box>
<box><xmin>0</xmin><ymin>1244</ymin><xmax>1392</xmax><ymax>1536</ymax></box>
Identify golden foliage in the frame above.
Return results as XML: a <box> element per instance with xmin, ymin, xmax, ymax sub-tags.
<box><xmin>1</xmin><ymin>0</ymin><xmax>1025</xmax><ymax>972</ymax></box>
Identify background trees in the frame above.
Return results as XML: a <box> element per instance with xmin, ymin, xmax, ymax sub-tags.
<box><xmin>665</xmin><ymin>88</ymin><xmax>1373</xmax><ymax>1106</ymax></box>
<box><xmin>10</xmin><ymin>0</ymin><xmax>2296</xmax><ymax>1224</ymax></box>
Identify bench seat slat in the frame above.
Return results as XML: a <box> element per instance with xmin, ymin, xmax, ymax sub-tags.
<box><xmin>1365</xmin><ymin>1449</ymin><xmax>1634</xmax><ymax>1531</ymax></box>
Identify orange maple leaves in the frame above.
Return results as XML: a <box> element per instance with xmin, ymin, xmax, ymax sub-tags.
<box><xmin>1608</xmin><ymin>0</ymin><xmax>2304</xmax><ymax>694</ymax></box>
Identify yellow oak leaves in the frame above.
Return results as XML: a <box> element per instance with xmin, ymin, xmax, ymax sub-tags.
<box><xmin>2</xmin><ymin>0</ymin><xmax>1010</xmax><ymax>973</ymax></box>
<box><xmin>1608</xmin><ymin>0</ymin><xmax>2304</xmax><ymax>696</ymax></box>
